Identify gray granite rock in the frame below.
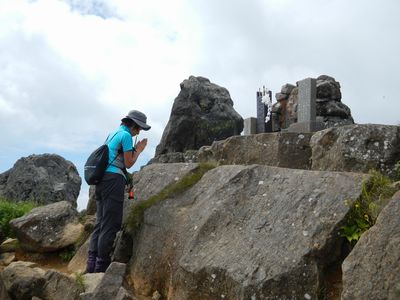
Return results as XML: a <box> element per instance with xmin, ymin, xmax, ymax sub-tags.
<box><xmin>155</xmin><ymin>76</ymin><xmax>243</xmax><ymax>156</ymax></box>
<box><xmin>2</xmin><ymin>261</ymin><xmax>46</xmax><ymax>299</ymax></box>
<box><xmin>43</xmin><ymin>269</ymin><xmax>81</xmax><ymax>300</ymax></box>
<box><xmin>0</xmin><ymin>154</ymin><xmax>81</xmax><ymax>207</ymax></box>
<box><xmin>82</xmin><ymin>273</ymin><xmax>104</xmax><ymax>293</ymax></box>
<box><xmin>123</xmin><ymin>163</ymin><xmax>199</xmax><ymax>223</ymax></box>
<box><xmin>198</xmin><ymin>132</ymin><xmax>313</xmax><ymax>169</ymax></box>
<box><xmin>116</xmin><ymin>287</ymin><xmax>135</xmax><ymax>300</ymax></box>
<box><xmin>10</xmin><ymin>201</ymin><xmax>84</xmax><ymax>252</ymax></box>
<box><xmin>127</xmin><ymin>165</ymin><xmax>366</xmax><ymax>299</ymax></box>
<box><xmin>68</xmin><ymin>238</ymin><xmax>89</xmax><ymax>274</ymax></box>
<box><xmin>86</xmin><ymin>186</ymin><xmax>96</xmax><ymax>215</ymax></box>
<box><xmin>311</xmin><ymin>124</ymin><xmax>400</xmax><ymax>178</ymax></box>
<box><xmin>281</xmin><ymin>83</ymin><xmax>296</xmax><ymax>95</ymax></box>
<box><xmin>0</xmin><ymin>273</ymin><xmax>11</xmax><ymax>300</ymax></box>
<box><xmin>342</xmin><ymin>191</ymin><xmax>400</xmax><ymax>299</ymax></box>
<box><xmin>148</xmin><ymin>150</ymin><xmax>199</xmax><ymax>164</ymax></box>
<box><xmin>92</xmin><ymin>262</ymin><xmax>126</xmax><ymax>299</ymax></box>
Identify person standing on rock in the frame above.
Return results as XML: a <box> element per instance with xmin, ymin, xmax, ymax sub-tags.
<box><xmin>86</xmin><ymin>110</ymin><xmax>151</xmax><ymax>273</ymax></box>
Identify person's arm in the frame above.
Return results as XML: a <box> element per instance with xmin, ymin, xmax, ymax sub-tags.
<box><xmin>123</xmin><ymin>138</ymin><xmax>147</xmax><ymax>169</ymax></box>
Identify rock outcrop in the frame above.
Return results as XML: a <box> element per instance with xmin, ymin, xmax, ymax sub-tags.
<box><xmin>341</xmin><ymin>191</ymin><xmax>400</xmax><ymax>299</ymax></box>
<box><xmin>81</xmin><ymin>262</ymin><xmax>127</xmax><ymax>300</ymax></box>
<box><xmin>198</xmin><ymin>132</ymin><xmax>312</xmax><ymax>168</ymax></box>
<box><xmin>151</xmin><ymin>124</ymin><xmax>400</xmax><ymax>179</ymax></box>
<box><xmin>2</xmin><ymin>261</ymin><xmax>46</xmax><ymax>300</ymax></box>
<box><xmin>42</xmin><ymin>269</ymin><xmax>82</xmax><ymax>300</ymax></box>
<box><xmin>127</xmin><ymin>163</ymin><xmax>367</xmax><ymax>299</ymax></box>
<box><xmin>2</xmin><ymin>261</ymin><xmax>83</xmax><ymax>300</ymax></box>
<box><xmin>10</xmin><ymin>201</ymin><xmax>83</xmax><ymax>252</ymax></box>
<box><xmin>272</xmin><ymin>75</ymin><xmax>354</xmax><ymax>130</ymax></box>
<box><xmin>0</xmin><ymin>154</ymin><xmax>81</xmax><ymax>206</ymax></box>
<box><xmin>0</xmin><ymin>273</ymin><xmax>11</xmax><ymax>300</ymax></box>
<box><xmin>155</xmin><ymin>76</ymin><xmax>243</xmax><ymax>156</ymax></box>
<box><xmin>311</xmin><ymin>124</ymin><xmax>400</xmax><ymax>178</ymax></box>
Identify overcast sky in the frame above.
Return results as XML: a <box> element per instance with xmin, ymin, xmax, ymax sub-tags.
<box><xmin>1</xmin><ymin>0</ymin><xmax>399</xmax><ymax>210</ymax></box>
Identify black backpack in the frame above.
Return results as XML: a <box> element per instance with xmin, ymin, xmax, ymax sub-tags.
<box><xmin>84</xmin><ymin>132</ymin><xmax>120</xmax><ymax>185</ymax></box>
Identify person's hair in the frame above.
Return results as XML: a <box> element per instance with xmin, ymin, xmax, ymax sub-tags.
<box><xmin>121</xmin><ymin>119</ymin><xmax>140</xmax><ymax>130</ymax></box>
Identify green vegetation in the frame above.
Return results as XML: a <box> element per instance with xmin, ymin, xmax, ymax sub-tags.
<box><xmin>0</xmin><ymin>198</ymin><xmax>37</xmax><ymax>238</ymax></box>
<box><xmin>340</xmin><ymin>170</ymin><xmax>397</xmax><ymax>244</ymax></box>
<box><xmin>74</xmin><ymin>272</ymin><xmax>85</xmax><ymax>292</ymax></box>
<box><xmin>59</xmin><ymin>245</ymin><xmax>76</xmax><ymax>262</ymax></box>
<box><xmin>124</xmin><ymin>163</ymin><xmax>216</xmax><ymax>232</ymax></box>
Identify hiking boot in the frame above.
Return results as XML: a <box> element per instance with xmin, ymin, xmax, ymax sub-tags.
<box><xmin>84</xmin><ymin>251</ymin><xmax>97</xmax><ymax>274</ymax></box>
<box><xmin>95</xmin><ymin>256</ymin><xmax>111</xmax><ymax>273</ymax></box>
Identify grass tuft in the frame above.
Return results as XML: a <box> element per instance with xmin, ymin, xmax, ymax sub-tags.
<box><xmin>340</xmin><ymin>170</ymin><xmax>397</xmax><ymax>244</ymax></box>
<box><xmin>124</xmin><ymin>163</ymin><xmax>216</xmax><ymax>232</ymax></box>
<box><xmin>74</xmin><ymin>272</ymin><xmax>86</xmax><ymax>292</ymax></box>
<box><xmin>0</xmin><ymin>198</ymin><xmax>37</xmax><ymax>239</ymax></box>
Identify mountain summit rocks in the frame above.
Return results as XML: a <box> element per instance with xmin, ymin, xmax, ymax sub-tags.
<box><xmin>0</xmin><ymin>154</ymin><xmax>81</xmax><ymax>206</ymax></box>
<box><xmin>155</xmin><ymin>76</ymin><xmax>244</xmax><ymax>156</ymax></box>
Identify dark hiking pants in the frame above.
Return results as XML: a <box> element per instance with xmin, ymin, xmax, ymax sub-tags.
<box><xmin>89</xmin><ymin>172</ymin><xmax>125</xmax><ymax>259</ymax></box>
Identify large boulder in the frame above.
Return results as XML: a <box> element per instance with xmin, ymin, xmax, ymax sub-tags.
<box><xmin>127</xmin><ymin>164</ymin><xmax>367</xmax><ymax>299</ymax></box>
<box><xmin>311</xmin><ymin>124</ymin><xmax>400</xmax><ymax>178</ymax></box>
<box><xmin>1</xmin><ymin>261</ymin><xmax>46</xmax><ymax>300</ymax></box>
<box><xmin>341</xmin><ymin>191</ymin><xmax>400</xmax><ymax>299</ymax></box>
<box><xmin>82</xmin><ymin>262</ymin><xmax>127</xmax><ymax>300</ymax></box>
<box><xmin>123</xmin><ymin>163</ymin><xmax>199</xmax><ymax>223</ymax></box>
<box><xmin>42</xmin><ymin>269</ymin><xmax>82</xmax><ymax>300</ymax></box>
<box><xmin>0</xmin><ymin>154</ymin><xmax>81</xmax><ymax>207</ymax></box>
<box><xmin>10</xmin><ymin>201</ymin><xmax>84</xmax><ymax>252</ymax></box>
<box><xmin>198</xmin><ymin>132</ymin><xmax>313</xmax><ymax>169</ymax></box>
<box><xmin>155</xmin><ymin>76</ymin><xmax>243</xmax><ymax>156</ymax></box>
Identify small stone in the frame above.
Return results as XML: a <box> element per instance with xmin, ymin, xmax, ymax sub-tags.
<box><xmin>258</xmin><ymin>181</ymin><xmax>264</xmax><ymax>185</ymax></box>
<box><xmin>211</xmin><ymin>274</ymin><xmax>217</xmax><ymax>280</ymax></box>
<box><xmin>304</xmin><ymin>293</ymin><xmax>312</xmax><ymax>299</ymax></box>
<box><xmin>302</xmin><ymin>231</ymin><xmax>309</xmax><ymax>236</ymax></box>
<box><xmin>152</xmin><ymin>290</ymin><xmax>161</xmax><ymax>300</ymax></box>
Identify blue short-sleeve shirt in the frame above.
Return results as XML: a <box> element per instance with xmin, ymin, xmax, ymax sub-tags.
<box><xmin>105</xmin><ymin>125</ymin><xmax>133</xmax><ymax>175</ymax></box>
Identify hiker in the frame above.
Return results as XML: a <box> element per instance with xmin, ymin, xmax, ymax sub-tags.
<box><xmin>86</xmin><ymin>110</ymin><xmax>151</xmax><ymax>273</ymax></box>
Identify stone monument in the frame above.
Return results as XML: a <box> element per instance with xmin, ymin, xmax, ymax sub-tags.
<box><xmin>287</xmin><ymin>78</ymin><xmax>325</xmax><ymax>132</ymax></box>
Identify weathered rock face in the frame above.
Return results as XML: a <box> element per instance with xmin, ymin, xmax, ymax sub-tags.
<box><xmin>82</xmin><ymin>262</ymin><xmax>127</xmax><ymax>300</ymax></box>
<box><xmin>43</xmin><ymin>269</ymin><xmax>82</xmax><ymax>300</ymax></box>
<box><xmin>2</xmin><ymin>261</ymin><xmax>46</xmax><ymax>300</ymax></box>
<box><xmin>155</xmin><ymin>76</ymin><xmax>244</xmax><ymax>156</ymax></box>
<box><xmin>0</xmin><ymin>154</ymin><xmax>81</xmax><ymax>206</ymax></box>
<box><xmin>68</xmin><ymin>239</ymin><xmax>89</xmax><ymax>274</ymax></box>
<box><xmin>10</xmin><ymin>201</ymin><xmax>84</xmax><ymax>252</ymax></box>
<box><xmin>311</xmin><ymin>124</ymin><xmax>400</xmax><ymax>178</ymax></box>
<box><xmin>198</xmin><ymin>132</ymin><xmax>313</xmax><ymax>169</ymax></box>
<box><xmin>148</xmin><ymin>150</ymin><xmax>199</xmax><ymax>164</ymax></box>
<box><xmin>342</xmin><ymin>191</ymin><xmax>400</xmax><ymax>299</ymax></box>
<box><xmin>127</xmin><ymin>164</ymin><xmax>366</xmax><ymax>299</ymax></box>
<box><xmin>124</xmin><ymin>163</ymin><xmax>199</xmax><ymax>220</ymax></box>
<box><xmin>86</xmin><ymin>186</ymin><xmax>97</xmax><ymax>215</ymax></box>
<box><xmin>272</xmin><ymin>75</ymin><xmax>354</xmax><ymax>130</ymax></box>
<box><xmin>0</xmin><ymin>273</ymin><xmax>11</xmax><ymax>300</ymax></box>
<box><xmin>2</xmin><ymin>262</ymin><xmax>82</xmax><ymax>300</ymax></box>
